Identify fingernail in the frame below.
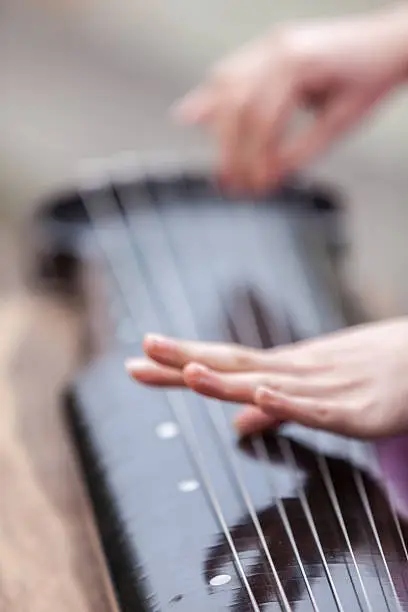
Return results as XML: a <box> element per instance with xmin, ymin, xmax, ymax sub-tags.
<box><xmin>145</xmin><ymin>334</ymin><xmax>174</xmax><ymax>351</ymax></box>
<box><xmin>125</xmin><ymin>358</ymin><xmax>145</xmax><ymax>371</ymax></box>
<box><xmin>124</xmin><ymin>359</ymin><xmax>144</xmax><ymax>380</ymax></box>
<box><xmin>125</xmin><ymin>358</ymin><xmax>137</xmax><ymax>371</ymax></box>
<box><xmin>145</xmin><ymin>333</ymin><xmax>165</xmax><ymax>343</ymax></box>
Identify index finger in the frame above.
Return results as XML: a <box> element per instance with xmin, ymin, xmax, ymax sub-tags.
<box><xmin>172</xmin><ymin>86</ymin><xmax>217</xmax><ymax>125</ymax></box>
<box><xmin>143</xmin><ymin>334</ymin><xmax>264</xmax><ymax>371</ymax></box>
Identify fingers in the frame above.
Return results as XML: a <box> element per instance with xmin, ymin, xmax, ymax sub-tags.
<box><xmin>173</xmin><ymin>70</ymin><xmax>379</xmax><ymax>193</ymax></box>
<box><xmin>175</xmin><ymin>83</ymin><xmax>253</xmax><ymax>191</ymax></box>
<box><xmin>130</xmin><ymin>333</ymin><xmax>333</xmax><ymax>394</ymax></box>
<box><xmin>174</xmin><ymin>86</ymin><xmax>217</xmax><ymax>124</ymax></box>
<box><xmin>183</xmin><ymin>363</ymin><xmax>368</xmax><ymax>436</ymax></box>
<box><xmin>248</xmin><ymin>89</ymin><xmax>295</xmax><ymax>191</ymax></box>
<box><xmin>234</xmin><ymin>405</ymin><xmax>281</xmax><ymax>436</ymax></box>
<box><xmin>218</xmin><ymin>84</ymin><xmax>294</xmax><ymax>193</ymax></box>
<box><xmin>279</xmin><ymin>91</ymin><xmax>368</xmax><ymax>175</ymax></box>
<box><xmin>127</xmin><ymin>350</ymin><xmax>366</xmax><ymax>437</ymax></box>
<box><xmin>216</xmin><ymin>98</ymin><xmax>251</xmax><ymax>192</ymax></box>
<box><xmin>143</xmin><ymin>333</ymin><xmax>326</xmax><ymax>375</ymax></box>
<box><xmin>183</xmin><ymin>364</ymin><xmax>270</xmax><ymax>403</ymax></box>
<box><xmin>173</xmin><ymin>69</ymin><xmax>295</xmax><ymax>193</ymax></box>
<box><xmin>126</xmin><ymin>358</ymin><xmax>184</xmax><ymax>387</ymax></box>
<box><xmin>143</xmin><ymin>334</ymin><xmax>266</xmax><ymax>372</ymax></box>
<box><xmin>182</xmin><ymin>363</ymin><xmax>342</xmax><ymax>404</ymax></box>
<box><xmin>255</xmin><ymin>386</ymin><xmax>355</xmax><ymax>435</ymax></box>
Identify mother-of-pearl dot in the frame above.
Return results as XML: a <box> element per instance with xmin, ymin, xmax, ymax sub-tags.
<box><xmin>155</xmin><ymin>421</ymin><xmax>180</xmax><ymax>439</ymax></box>
<box><xmin>178</xmin><ymin>479</ymin><xmax>200</xmax><ymax>493</ymax></box>
<box><xmin>209</xmin><ymin>574</ymin><xmax>232</xmax><ymax>587</ymax></box>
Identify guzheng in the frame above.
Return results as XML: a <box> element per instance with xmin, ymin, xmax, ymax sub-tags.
<box><xmin>35</xmin><ymin>157</ymin><xmax>408</xmax><ymax>612</ymax></box>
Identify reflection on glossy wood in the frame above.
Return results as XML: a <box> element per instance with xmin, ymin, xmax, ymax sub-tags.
<box><xmin>205</xmin><ymin>434</ymin><xmax>408</xmax><ymax>611</ymax></box>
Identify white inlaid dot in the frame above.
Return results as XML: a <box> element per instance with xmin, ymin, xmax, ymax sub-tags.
<box><xmin>155</xmin><ymin>422</ymin><xmax>180</xmax><ymax>440</ymax></box>
<box><xmin>209</xmin><ymin>574</ymin><xmax>232</xmax><ymax>587</ymax></box>
<box><xmin>178</xmin><ymin>479</ymin><xmax>200</xmax><ymax>493</ymax></box>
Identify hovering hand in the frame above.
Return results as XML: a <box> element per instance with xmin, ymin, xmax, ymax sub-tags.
<box><xmin>174</xmin><ymin>6</ymin><xmax>408</xmax><ymax>192</ymax></box>
<box><xmin>127</xmin><ymin>318</ymin><xmax>408</xmax><ymax>438</ymax></box>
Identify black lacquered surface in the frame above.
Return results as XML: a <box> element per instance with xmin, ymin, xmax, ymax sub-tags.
<box><xmin>37</xmin><ymin>174</ymin><xmax>408</xmax><ymax>612</ymax></box>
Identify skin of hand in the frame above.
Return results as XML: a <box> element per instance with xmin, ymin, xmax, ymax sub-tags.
<box><xmin>126</xmin><ymin>318</ymin><xmax>408</xmax><ymax>439</ymax></box>
<box><xmin>174</xmin><ymin>5</ymin><xmax>408</xmax><ymax>193</ymax></box>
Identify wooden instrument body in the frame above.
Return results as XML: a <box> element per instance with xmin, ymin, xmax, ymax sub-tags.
<box><xmin>35</xmin><ymin>172</ymin><xmax>408</xmax><ymax>612</ymax></box>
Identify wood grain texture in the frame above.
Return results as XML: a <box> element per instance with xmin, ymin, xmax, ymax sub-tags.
<box><xmin>0</xmin><ymin>224</ymin><xmax>117</xmax><ymax>612</ymax></box>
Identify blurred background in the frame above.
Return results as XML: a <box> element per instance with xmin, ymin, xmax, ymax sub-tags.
<box><xmin>1</xmin><ymin>3</ymin><xmax>408</xmax><ymax>611</ymax></box>
<box><xmin>1</xmin><ymin>0</ymin><xmax>408</xmax><ymax>307</ymax></box>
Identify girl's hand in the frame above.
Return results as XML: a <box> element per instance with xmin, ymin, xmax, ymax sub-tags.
<box><xmin>127</xmin><ymin>318</ymin><xmax>408</xmax><ymax>438</ymax></box>
<box><xmin>174</xmin><ymin>6</ymin><xmax>408</xmax><ymax>193</ymax></box>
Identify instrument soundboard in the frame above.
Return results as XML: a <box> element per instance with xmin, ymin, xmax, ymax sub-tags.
<box><xmin>35</xmin><ymin>163</ymin><xmax>408</xmax><ymax>612</ymax></box>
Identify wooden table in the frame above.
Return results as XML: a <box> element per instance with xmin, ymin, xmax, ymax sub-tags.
<box><xmin>0</xmin><ymin>223</ymin><xmax>118</xmax><ymax>612</ymax></box>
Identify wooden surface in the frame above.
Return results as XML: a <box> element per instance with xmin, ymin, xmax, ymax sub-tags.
<box><xmin>0</xmin><ymin>224</ymin><xmax>117</xmax><ymax>612</ymax></box>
